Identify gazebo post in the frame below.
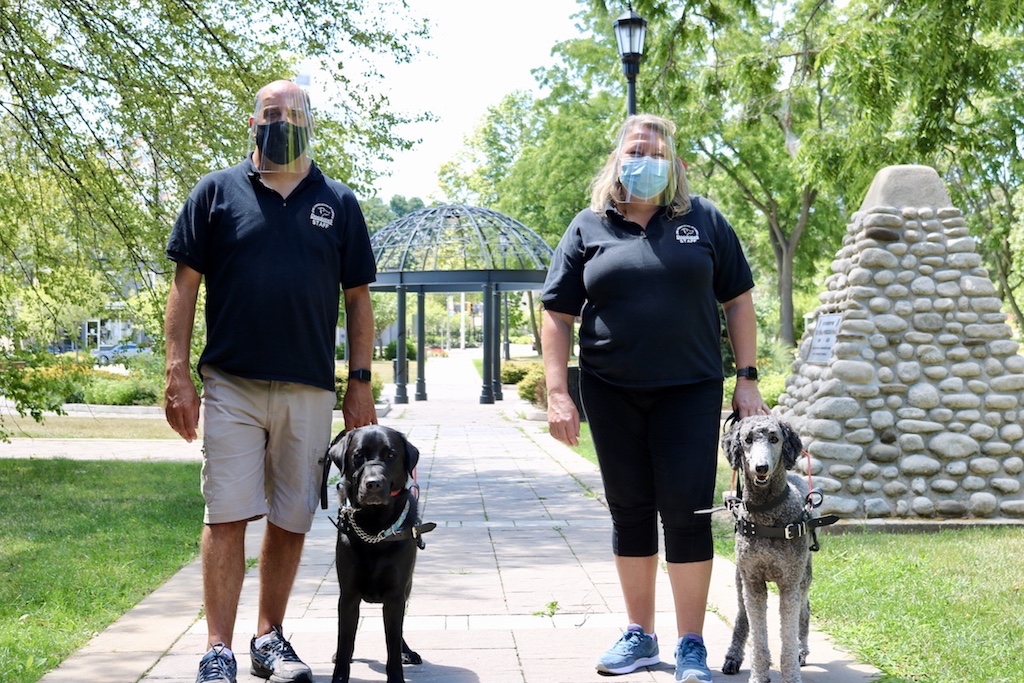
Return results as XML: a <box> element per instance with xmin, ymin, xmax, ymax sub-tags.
<box><xmin>415</xmin><ymin>290</ymin><xmax>427</xmax><ymax>401</ymax></box>
<box><xmin>491</xmin><ymin>285</ymin><xmax>503</xmax><ymax>400</ymax></box>
<box><xmin>394</xmin><ymin>285</ymin><xmax>408</xmax><ymax>404</ymax></box>
<box><xmin>479</xmin><ymin>283</ymin><xmax>495</xmax><ymax>404</ymax></box>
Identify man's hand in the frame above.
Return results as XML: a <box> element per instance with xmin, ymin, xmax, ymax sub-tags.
<box><xmin>164</xmin><ymin>367</ymin><xmax>201</xmax><ymax>442</ymax></box>
<box><xmin>342</xmin><ymin>380</ymin><xmax>377</xmax><ymax>430</ymax></box>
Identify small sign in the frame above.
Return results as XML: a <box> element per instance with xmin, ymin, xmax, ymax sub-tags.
<box><xmin>807</xmin><ymin>313</ymin><xmax>842</xmax><ymax>364</ymax></box>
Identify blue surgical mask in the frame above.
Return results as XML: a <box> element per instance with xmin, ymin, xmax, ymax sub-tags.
<box><xmin>620</xmin><ymin>156</ymin><xmax>670</xmax><ymax>201</ymax></box>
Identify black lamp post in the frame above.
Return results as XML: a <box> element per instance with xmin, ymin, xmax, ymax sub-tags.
<box><xmin>613</xmin><ymin>4</ymin><xmax>647</xmax><ymax>116</ymax></box>
<box><xmin>499</xmin><ymin>235</ymin><xmax>510</xmax><ymax>361</ymax></box>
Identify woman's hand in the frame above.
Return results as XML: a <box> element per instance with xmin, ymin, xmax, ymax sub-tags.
<box><xmin>733</xmin><ymin>380</ymin><xmax>770</xmax><ymax>419</ymax></box>
<box><xmin>547</xmin><ymin>389</ymin><xmax>581</xmax><ymax>447</ymax></box>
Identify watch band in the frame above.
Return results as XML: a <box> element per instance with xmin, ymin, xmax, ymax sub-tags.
<box><xmin>348</xmin><ymin>368</ymin><xmax>372</xmax><ymax>382</ymax></box>
<box><xmin>736</xmin><ymin>366</ymin><xmax>758</xmax><ymax>381</ymax></box>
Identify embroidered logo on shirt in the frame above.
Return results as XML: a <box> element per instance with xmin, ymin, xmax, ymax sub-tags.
<box><xmin>310</xmin><ymin>203</ymin><xmax>335</xmax><ymax>229</ymax></box>
<box><xmin>675</xmin><ymin>225</ymin><xmax>699</xmax><ymax>243</ymax></box>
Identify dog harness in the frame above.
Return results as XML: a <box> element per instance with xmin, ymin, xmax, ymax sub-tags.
<box><xmin>329</xmin><ymin>480</ymin><xmax>437</xmax><ymax>549</ymax></box>
<box><xmin>335</xmin><ymin>496</ymin><xmax>437</xmax><ymax>547</ymax></box>
<box><xmin>726</xmin><ymin>486</ymin><xmax>839</xmax><ymax>551</ymax></box>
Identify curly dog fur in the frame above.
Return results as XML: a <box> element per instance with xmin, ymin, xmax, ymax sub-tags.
<box><xmin>721</xmin><ymin>414</ymin><xmax>813</xmax><ymax>683</ymax></box>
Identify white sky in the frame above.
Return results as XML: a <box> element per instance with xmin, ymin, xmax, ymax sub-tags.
<box><xmin>364</xmin><ymin>0</ymin><xmax>585</xmax><ymax>202</ymax></box>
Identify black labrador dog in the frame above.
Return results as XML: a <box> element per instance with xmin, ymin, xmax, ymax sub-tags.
<box><xmin>326</xmin><ymin>425</ymin><xmax>434</xmax><ymax>683</ymax></box>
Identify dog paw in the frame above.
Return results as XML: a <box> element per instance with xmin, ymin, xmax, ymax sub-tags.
<box><xmin>722</xmin><ymin>656</ymin><xmax>742</xmax><ymax>675</ymax></box>
<box><xmin>799</xmin><ymin>649</ymin><xmax>809</xmax><ymax>666</ymax></box>
<box><xmin>402</xmin><ymin>650</ymin><xmax>422</xmax><ymax>665</ymax></box>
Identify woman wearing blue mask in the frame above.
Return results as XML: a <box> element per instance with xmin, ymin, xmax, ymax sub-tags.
<box><xmin>541</xmin><ymin>114</ymin><xmax>768</xmax><ymax>683</ymax></box>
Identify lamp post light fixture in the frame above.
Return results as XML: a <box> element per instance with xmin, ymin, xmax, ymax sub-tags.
<box><xmin>613</xmin><ymin>4</ymin><xmax>647</xmax><ymax>116</ymax></box>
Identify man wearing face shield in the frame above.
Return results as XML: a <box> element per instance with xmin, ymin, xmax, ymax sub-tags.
<box><xmin>164</xmin><ymin>79</ymin><xmax>378</xmax><ymax>683</ymax></box>
<box><xmin>541</xmin><ymin>114</ymin><xmax>767</xmax><ymax>683</ymax></box>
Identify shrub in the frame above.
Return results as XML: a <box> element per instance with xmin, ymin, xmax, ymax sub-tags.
<box><xmin>83</xmin><ymin>375</ymin><xmax>160</xmax><ymax>406</ymax></box>
<box><xmin>24</xmin><ymin>359</ymin><xmax>92</xmax><ymax>405</ymax></box>
<box><xmin>757</xmin><ymin>371</ymin><xmax>787</xmax><ymax>409</ymax></box>
<box><xmin>383</xmin><ymin>340</ymin><xmax>417</xmax><ymax>361</ymax></box>
<box><xmin>334</xmin><ymin>366</ymin><xmax>383</xmax><ymax>409</ymax></box>
<box><xmin>500</xmin><ymin>361</ymin><xmax>534</xmax><ymax>385</ymax></box>
<box><xmin>517</xmin><ymin>363</ymin><xmax>547</xmax><ymax>408</ymax></box>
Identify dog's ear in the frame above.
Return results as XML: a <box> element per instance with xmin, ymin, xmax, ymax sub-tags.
<box><xmin>327</xmin><ymin>430</ymin><xmax>349</xmax><ymax>476</ymax></box>
<box><xmin>722</xmin><ymin>425</ymin><xmax>743</xmax><ymax>471</ymax></box>
<box><xmin>780</xmin><ymin>421</ymin><xmax>803</xmax><ymax>470</ymax></box>
<box><xmin>401</xmin><ymin>434</ymin><xmax>420</xmax><ymax>475</ymax></box>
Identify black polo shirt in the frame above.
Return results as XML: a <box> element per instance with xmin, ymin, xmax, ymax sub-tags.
<box><xmin>541</xmin><ymin>196</ymin><xmax>754</xmax><ymax>387</ymax></box>
<box><xmin>167</xmin><ymin>158</ymin><xmax>376</xmax><ymax>391</ymax></box>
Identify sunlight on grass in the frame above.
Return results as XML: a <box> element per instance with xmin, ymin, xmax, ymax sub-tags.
<box><xmin>0</xmin><ymin>459</ymin><xmax>203</xmax><ymax>683</ymax></box>
<box><xmin>811</xmin><ymin>528</ymin><xmax>1024</xmax><ymax>683</ymax></box>
<box><xmin>2</xmin><ymin>414</ymin><xmax>183</xmax><ymax>439</ymax></box>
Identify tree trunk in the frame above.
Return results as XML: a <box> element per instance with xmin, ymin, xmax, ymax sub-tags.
<box><xmin>527</xmin><ymin>291</ymin><xmax>541</xmax><ymax>356</ymax></box>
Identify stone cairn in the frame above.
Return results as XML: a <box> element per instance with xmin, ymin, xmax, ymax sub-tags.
<box><xmin>775</xmin><ymin>165</ymin><xmax>1024</xmax><ymax>520</ymax></box>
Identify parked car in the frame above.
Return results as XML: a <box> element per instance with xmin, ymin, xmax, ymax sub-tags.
<box><xmin>92</xmin><ymin>342</ymin><xmax>149</xmax><ymax>365</ymax></box>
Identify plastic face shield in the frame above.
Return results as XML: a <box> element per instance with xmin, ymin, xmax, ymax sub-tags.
<box><xmin>249</xmin><ymin>85</ymin><xmax>314</xmax><ymax>173</ymax></box>
<box><xmin>615</xmin><ymin>120</ymin><xmax>676</xmax><ymax>204</ymax></box>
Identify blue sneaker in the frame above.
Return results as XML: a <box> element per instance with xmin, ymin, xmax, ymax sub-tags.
<box><xmin>196</xmin><ymin>643</ymin><xmax>237</xmax><ymax>683</ymax></box>
<box><xmin>674</xmin><ymin>633</ymin><xmax>712</xmax><ymax>682</ymax></box>
<box><xmin>596</xmin><ymin>624</ymin><xmax>660</xmax><ymax>675</ymax></box>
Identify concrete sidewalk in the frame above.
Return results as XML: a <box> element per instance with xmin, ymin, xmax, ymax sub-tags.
<box><xmin>27</xmin><ymin>350</ymin><xmax>878</xmax><ymax>683</ymax></box>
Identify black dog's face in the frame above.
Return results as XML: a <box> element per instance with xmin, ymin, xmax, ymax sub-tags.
<box><xmin>722</xmin><ymin>415</ymin><xmax>802</xmax><ymax>488</ymax></box>
<box><xmin>328</xmin><ymin>425</ymin><xmax>420</xmax><ymax>507</ymax></box>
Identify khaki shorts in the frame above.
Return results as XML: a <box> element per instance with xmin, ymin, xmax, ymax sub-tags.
<box><xmin>199</xmin><ymin>365</ymin><xmax>335</xmax><ymax>534</ymax></box>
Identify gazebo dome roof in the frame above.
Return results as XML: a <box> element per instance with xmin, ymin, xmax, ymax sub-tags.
<box><xmin>371</xmin><ymin>204</ymin><xmax>553</xmax><ymax>273</ymax></box>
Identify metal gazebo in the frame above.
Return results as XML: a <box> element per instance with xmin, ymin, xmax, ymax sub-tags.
<box><xmin>369</xmin><ymin>204</ymin><xmax>554</xmax><ymax>404</ymax></box>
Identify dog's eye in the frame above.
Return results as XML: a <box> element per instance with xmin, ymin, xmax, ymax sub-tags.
<box><xmin>385</xmin><ymin>449</ymin><xmax>396</xmax><ymax>460</ymax></box>
<box><xmin>744</xmin><ymin>433</ymin><xmax>753</xmax><ymax>444</ymax></box>
<box><xmin>769</xmin><ymin>433</ymin><xmax>779</xmax><ymax>443</ymax></box>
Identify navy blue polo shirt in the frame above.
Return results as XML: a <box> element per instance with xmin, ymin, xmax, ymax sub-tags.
<box><xmin>167</xmin><ymin>158</ymin><xmax>376</xmax><ymax>391</ymax></box>
<box><xmin>541</xmin><ymin>196</ymin><xmax>754</xmax><ymax>387</ymax></box>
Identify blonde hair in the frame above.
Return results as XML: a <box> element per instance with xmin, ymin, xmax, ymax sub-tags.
<box><xmin>589</xmin><ymin>114</ymin><xmax>691</xmax><ymax>218</ymax></box>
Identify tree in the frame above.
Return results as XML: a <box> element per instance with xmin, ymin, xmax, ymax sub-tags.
<box><xmin>360</xmin><ymin>196</ymin><xmax>399</xmax><ymax>234</ymax></box>
<box><xmin>0</xmin><ymin>0</ymin><xmax>428</xmax><ymax>436</ymax></box>
<box><xmin>530</xmin><ymin>0</ymin><xmax>1024</xmax><ymax>346</ymax></box>
<box><xmin>832</xmin><ymin>2</ymin><xmax>1024</xmax><ymax>325</ymax></box>
<box><xmin>389</xmin><ymin>195</ymin><xmax>426</xmax><ymax>217</ymax></box>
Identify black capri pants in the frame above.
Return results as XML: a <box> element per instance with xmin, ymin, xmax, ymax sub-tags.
<box><xmin>581</xmin><ymin>371</ymin><xmax>723</xmax><ymax>564</ymax></box>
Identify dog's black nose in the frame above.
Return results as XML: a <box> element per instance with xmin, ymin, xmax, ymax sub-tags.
<box><xmin>755</xmin><ymin>464</ymin><xmax>769</xmax><ymax>475</ymax></box>
<box><xmin>364</xmin><ymin>478</ymin><xmax>384</xmax><ymax>492</ymax></box>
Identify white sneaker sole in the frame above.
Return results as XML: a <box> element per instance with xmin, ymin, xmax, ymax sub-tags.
<box><xmin>596</xmin><ymin>655</ymin><xmax>661</xmax><ymax>675</ymax></box>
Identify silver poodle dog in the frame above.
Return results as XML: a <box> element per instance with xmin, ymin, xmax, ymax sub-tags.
<box><xmin>720</xmin><ymin>414</ymin><xmax>824</xmax><ymax>683</ymax></box>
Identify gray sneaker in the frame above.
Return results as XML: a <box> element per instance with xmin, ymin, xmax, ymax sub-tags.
<box><xmin>196</xmin><ymin>643</ymin><xmax>237</xmax><ymax>683</ymax></box>
<box><xmin>249</xmin><ymin>625</ymin><xmax>312</xmax><ymax>683</ymax></box>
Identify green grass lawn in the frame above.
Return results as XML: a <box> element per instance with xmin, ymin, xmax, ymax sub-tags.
<box><xmin>0</xmin><ymin>459</ymin><xmax>203</xmax><ymax>683</ymax></box>
<box><xmin>2</xmin><ymin>415</ymin><xmax>182</xmax><ymax>439</ymax></box>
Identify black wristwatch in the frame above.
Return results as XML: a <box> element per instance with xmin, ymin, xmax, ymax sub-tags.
<box><xmin>348</xmin><ymin>369</ymin><xmax>372</xmax><ymax>382</ymax></box>
<box><xmin>736</xmin><ymin>366</ymin><xmax>759</xmax><ymax>381</ymax></box>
